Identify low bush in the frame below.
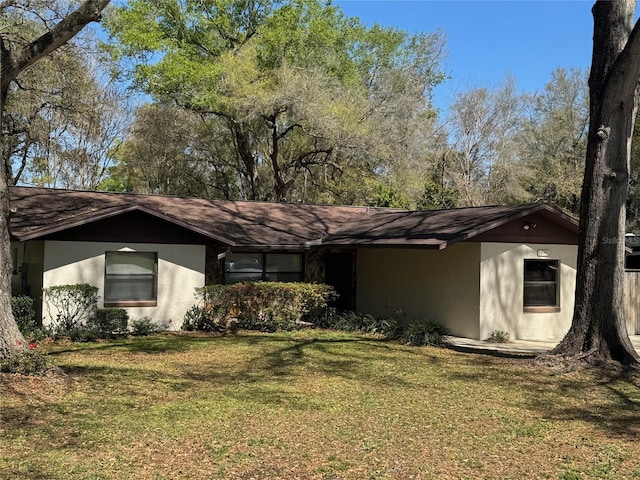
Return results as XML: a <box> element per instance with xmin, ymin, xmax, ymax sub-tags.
<box><xmin>182</xmin><ymin>306</ymin><xmax>227</xmax><ymax>333</ymax></box>
<box><xmin>322</xmin><ymin>310</ymin><xmax>382</xmax><ymax>333</ymax></box>
<box><xmin>486</xmin><ymin>330</ymin><xmax>510</xmax><ymax>343</ymax></box>
<box><xmin>321</xmin><ymin>309</ymin><xmax>449</xmax><ymax>347</ymax></box>
<box><xmin>65</xmin><ymin>326</ymin><xmax>100</xmax><ymax>343</ymax></box>
<box><xmin>87</xmin><ymin>308</ymin><xmax>129</xmax><ymax>338</ymax></box>
<box><xmin>320</xmin><ymin>309</ymin><xmax>406</xmax><ymax>337</ymax></box>
<box><xmin>130</xmin><ymin>317</ymin><xmax>158</xmax><ymax>336</ymax></box>
<box><xmin>0</xmin><ymin>349</ymin><xmax>51</xmax><ymax>376</ymax></box>
<box><xmin>11</xmin><ymin>295</ymin><xmax>36</xmax><ymax>330</ymax></box>
<box><xmin>401</xmin><ymin>319</ymin><xmax>450</xmax><ymax>346</ymax></box>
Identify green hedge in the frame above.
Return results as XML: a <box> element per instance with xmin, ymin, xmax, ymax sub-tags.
<box><xmin>87</xmin><ymin>308</ymin><xmax>129</xmax><ymax>338</ymax></box>
<box><xmin>183</xmin><ymin>282</ymin><xmax>336</xmax><ymax>333</ymax></box>
<box><xmin>11</xmin><ymin>296</ymin><xmax>36</xmax><ymax>334</ymax></box>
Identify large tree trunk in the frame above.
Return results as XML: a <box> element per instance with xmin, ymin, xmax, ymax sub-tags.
<box><xmin>0</xmin><ymin>0</ymin><xmax>110</xmax><ymax>361</ymax></box>
<box><xmin>0</xmin><ymin>84</ymin><xmax>24</xmax><ymax>359</ymax></box>
<box><xmin>553</xmin><ymin>0</ymin><xmax>640</xmax><ymax>364</ymax></box>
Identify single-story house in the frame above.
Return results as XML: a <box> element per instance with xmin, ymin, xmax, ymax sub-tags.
<box><xmin>9</xmin><ymin>186</ymin><xmax>579</xmax><ymax>341</ymax></box>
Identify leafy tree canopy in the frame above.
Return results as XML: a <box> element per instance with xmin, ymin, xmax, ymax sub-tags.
<box><xmin>104</xmin><ymin>0</ymin><xmax>446</xmax><ymax>202</ymax></box>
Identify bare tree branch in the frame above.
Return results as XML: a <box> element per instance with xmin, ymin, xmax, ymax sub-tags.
<box><xmin>0</xmin><ymin>0</ymin><xmax>19</xmax><ymax>15</ymax></box>
<box><xmin>1</xmin><ymin>0</ymin><xmax>110</xmax><ymax>89</ymax></box>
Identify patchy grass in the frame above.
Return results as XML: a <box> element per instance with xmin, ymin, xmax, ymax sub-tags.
<box><xmin>2</xmin><ymin>330</ymin><xmax>640</xmax><ymax>479</ymax></box>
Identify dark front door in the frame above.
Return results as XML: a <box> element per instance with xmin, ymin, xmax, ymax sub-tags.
<box><xmin>324</xmin><ymin>252</ymin><xmax>354</xmax><ymax>311</ymax></box>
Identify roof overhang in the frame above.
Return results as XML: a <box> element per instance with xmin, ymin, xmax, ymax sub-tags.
<box><xmin>320</xmin><ymin>203</ymin><xmax>579</xmax><ymax>249</ymax></box>
<box><xmin>444</xmin><ymin>203</ymin><xmax>579</xmax><ymax>248</ymax></box>
<box><xmin>14</xmin><ymin>204</ymin><xmax>139</xmax><ymax>241</ymax></box>
<box><xmin>14</xmin><ymin>204</ymin><xmax>236</xmax><ymax>246</ymax></box>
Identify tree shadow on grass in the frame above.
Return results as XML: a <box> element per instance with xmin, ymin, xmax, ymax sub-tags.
<box><xmin>447</xmin><ymin>353</ymin><xmax>640</xmax><ymax>440</ymax></box>
<box><xmin>1</xmin><ymin>334</ymin><xmax>483</xmax><ymax>433</ymax></box>
<box><xmin>46</xmin><ymin>333</ymin><xmax>217</xmax><ymax>356</ymax></box>
<box><xmin>16</xmin><ymin>331</ymin><xmax>640</xmax><ymax>467</ymax></box>
<box><xmin>527</xmin><ymin>368</ymin><xmax>640</xmax><ymax>440</ymax></box>
<box><xmin>2</xmin><ymin>332</ymin><xmax>453</xmax><ymax>475</ymax></box>
<box><xmin>446</xmin><ymin>343</ymin><xmax>538</xmax><ymax>360</ymax></box>
<box><xmin>186</xmin><ymin>335</ymin><xmax>446</xmax><ymax>410</ymax></box>
<box><xmin>4</xmin><ymin>336</ymin><xmax>400</xmax><ymax>416</ymax></box>
<box><xmin>248</xmin><ymin>335</ymin><xmax>443</xmax><ymax>377</ymax></box>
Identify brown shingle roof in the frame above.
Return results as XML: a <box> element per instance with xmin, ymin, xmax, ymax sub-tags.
<box><xmin>9</xmin><ymin>187</ymin><xmax>578</xmax><ymax>248</ymax></box>
<box><xmin>322</xmin><ymin>203</ymin><xmax>579</xmax><ymax>249</ymax></box>
<box><xmin>9</xmin><ymin>186</ymin><xmax>383</xmax><ymax>246</ymax></box>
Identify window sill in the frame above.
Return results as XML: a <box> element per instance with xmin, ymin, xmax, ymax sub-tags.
<box><xmin>524</xmin><ymin>306</ymin><xmax>560</xmax><ymax>313</ymax></box>
<box><xmin>104</xmin><ymin>300</ymin><xmax>157</xmax><ymax>308</ymax></box>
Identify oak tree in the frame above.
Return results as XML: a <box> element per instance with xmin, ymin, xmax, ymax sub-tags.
<box><xmin>104</xmin><ymin>0</ymin><xmax>445</xmax><ymax>203</ymax></box>
<box><xmin>0</xmin><ymin>0</ymin><xmax>110</xmax><ymax>360</ymax></box>
<box><xmin>552</xmin><ymin>0</ymin><xmax>640</xmax><ymax>364</ymax></box>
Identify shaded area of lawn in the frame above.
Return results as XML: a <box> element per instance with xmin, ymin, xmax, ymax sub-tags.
<box><xmin>3</xmin><ymin>331</ymin><xmax>640</xmax><ymax>479</ymax></box>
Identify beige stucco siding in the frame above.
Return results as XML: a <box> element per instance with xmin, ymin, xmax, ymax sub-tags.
<box><xmin>479</xmin><ymin>243</ymin><xmax>577</xmax><ymax>341</ymax></box>
<box><xmin>356</xmin><ymin>244</ymin><xmax>481</xmax><ymax>338</ymax></box>
<box><xmin>42</xmin><ymin>241</ymin><xmax>205</xmax><ymax>329</ymax></box>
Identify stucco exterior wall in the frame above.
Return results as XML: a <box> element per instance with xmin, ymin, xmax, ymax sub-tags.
<box><xmin>42</xmin><ymin>241</ymin><xmax>205</xmax><ymax>329</ymax></box>
<box><xmin>479</xmin><ymin>243</ymin><xmax>577</xmax><ymax>341</ymax></box>
<box><xmin>356</xmin><ymin>244</ymin><xmax>481</xmax><ymax>338</ymax></box>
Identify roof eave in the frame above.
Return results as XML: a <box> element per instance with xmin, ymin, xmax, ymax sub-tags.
<box><xmin>445</xmin><ymin>203</ymin><xmax>579</xmax><ymax>247</ymax></box>
<box><xmin>229</xmin><ymin>244</ymin><xmax>312</xmax><ymax>251</ymax></box>
<box><xmin>14</xmin><ymin>205</ymin><xmax>140</xmax><ymax>241</ymax></box>
<box><xmin>14</xmin><ymin>203</ymin><xmax>236</xmax><ymax>246</ymax></box>
<box><xmin>319</xmin><ymin>239</ymin><xmax>447</xmax><ymax>249</ymax></box>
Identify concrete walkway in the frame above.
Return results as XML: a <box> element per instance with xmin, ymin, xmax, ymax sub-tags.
<box><xmin>447</xmin><ymin>335</ymin><xmax>640</xmax><ymax>355</ymax></box>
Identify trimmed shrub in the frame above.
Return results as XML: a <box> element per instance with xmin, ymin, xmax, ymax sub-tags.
<box><xmin>130</xmin><ymin>317</ymin><xmax>158</xmax><ymax>336</ymax></box>
<box><xmin>185</xmin><ymin>282</ymin><xmax>336</xmax><ymax>333</ymax></box>
<box><xmin>182</xmin><ymin>305</ymin><xmax>226</xmax><ymax>333</ymax></box>
<box><xmin>43</xmin><ymin>284</ymin><xmax>99</xmax><ymax>335</ymax></box>
<box><xmin>233</xmin><ymin>283</ymin><xmax>295</xmax><ymax>332</ymax></box>
<box><xmin>87</xmin><ymin>308</ymin><xmax>129</xmax><ymax>338</ymax></box>
<box><xmin>232</xmin><ymin>282</ymin><xmax>336</xmax><ymax>332</ymax></box>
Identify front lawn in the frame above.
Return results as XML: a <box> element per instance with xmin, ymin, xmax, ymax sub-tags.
<box><xmin>2</xmin><ymin>330</ymin><xmax>640</xmax><ymax>479</ymax></box>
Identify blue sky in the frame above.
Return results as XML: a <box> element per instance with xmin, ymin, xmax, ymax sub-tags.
<box><xmin>334</xmin><ymin>0</ymin><xmax>595</xmax><ymax>111</ymax></box>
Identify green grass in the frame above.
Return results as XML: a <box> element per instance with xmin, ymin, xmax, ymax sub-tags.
<box><xmin>2</xmin><ymin>330</ymin><xmax>640</xmax><ymax>479</ymax></box>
